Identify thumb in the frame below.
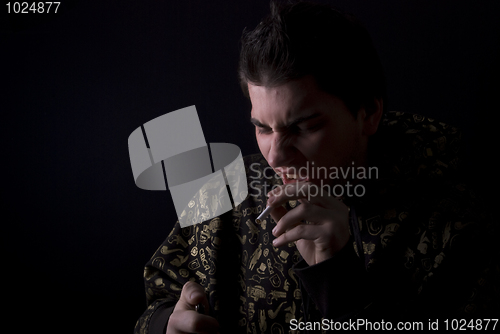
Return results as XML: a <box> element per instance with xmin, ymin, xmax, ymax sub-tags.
<box><xmin>180</xmin><ymin>281</ymin><xmax>209</xmax><ymax>313</ymax></box>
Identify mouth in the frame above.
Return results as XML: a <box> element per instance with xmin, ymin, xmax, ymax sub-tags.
<box><xmin>281</xmin><ymin>173</ymin><xmax>309</xmax><ymax>185</ymax></box>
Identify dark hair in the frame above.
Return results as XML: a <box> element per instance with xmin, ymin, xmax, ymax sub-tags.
<box><xmin>238</xmin><ymin>0</ymin><xmax>386</xmax><ymax>116</ymax></box>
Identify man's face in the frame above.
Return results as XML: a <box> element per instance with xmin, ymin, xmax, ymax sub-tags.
<box><xmin>249</xmin><ymin>75</ymin><xmax>378</xmax><ymax>187</ymax></box>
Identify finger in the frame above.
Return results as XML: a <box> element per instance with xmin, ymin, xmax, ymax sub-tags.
<box><xmin>268</xmin><ymin>205</ymin><xmax>288</xmax><ymax>225</ymax></box>
<box><xmin>179</xmin><ymin>281</ymin><xmax>209</xmax><ymax>311</ymax></box>
<box><xmin>268</xmin><ymin>181</ymin><xmax>339</xmax><ymax>209</ymax></box>
<box><xmin>272</xmin><ymin>202</ymin><xmax>326</xmax><ymax>238</ymax></box>
<box><xmin>168</xmin><ymin>309</ymin><xmax>220</xmax><ymax>334</ymax></box>
<box><xmin>170</xmin><ymin>282</ymin><xmax>219</xmax><ymax>334</ymax></box>
<box><xmin>273</xmin><ymin>223</ymin><xmax>321</xmax><ymax>248</ymax></box>
<box><xmin>273</xmin><ymin>203</ymin><xmax>350</xmax><ymax>250</ymax></box>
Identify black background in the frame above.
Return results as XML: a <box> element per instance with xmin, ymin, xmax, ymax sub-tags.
<box><xmin>1</xmin><ymin>0</ymin><xmax>499</xmax><ymax>333</ymax></box>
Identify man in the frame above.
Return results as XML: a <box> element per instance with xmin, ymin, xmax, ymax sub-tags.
<box><xmin>135</xmin><ymin>1</ymin><xmax>498</xmax><ymax>333</ymax></box>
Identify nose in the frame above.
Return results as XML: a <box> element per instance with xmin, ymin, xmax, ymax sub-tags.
<box><xmin>266</xmin><ymin>132</ymin><xmax>295</xmax><ymax>168</ymax></box>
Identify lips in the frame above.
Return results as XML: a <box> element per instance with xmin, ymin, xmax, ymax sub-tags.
<box><xmin>280</xmin><ymin>172</ymin><xmax>309</xmax><ymax>185</ymax></box>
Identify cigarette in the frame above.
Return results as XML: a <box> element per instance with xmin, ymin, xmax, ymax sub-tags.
<box><xmin>256</xmin><ymin>206</ymin><xmax>273</xmax><ymax>224</ymax></box>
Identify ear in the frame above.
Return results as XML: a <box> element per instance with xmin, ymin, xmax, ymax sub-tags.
<box><xmin>361</xmin><ymin>98</ymin><xmax>383</xmax><ymax>136</ymax></box>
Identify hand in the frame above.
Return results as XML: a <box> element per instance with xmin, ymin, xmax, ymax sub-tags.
<box><xmin>267</xmin><ymin>180</ymin><xmax>350</xmax><ymax>266</ymax></box>
<box><xmin>166</xmin><ymin>281</ymin><xmax>219</xmax><ymax>334</ymax></box>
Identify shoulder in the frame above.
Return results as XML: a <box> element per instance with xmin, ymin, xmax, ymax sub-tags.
<box><xmin>370</xmin><ymin>112</ymin><xmax>489</xmax><ymax>247</ymax></box>
<box><xmin>368</xmin><ymin>111</ymin><xmax>464</xmax><ymax>194</ymax></box>
<box><xmin>362</xmin><ymin>111</ymin><xmax>484</xmax><ymax>247</ymax></box>
<box><xmin>378</xmin><ymin>111</ymin><xmax>463</xmax><ymax>175</ymax></box>
<box><xmin>380</xmin><ymin>111</ymin><xmax>461</xmax><ymax>138</ymax></box>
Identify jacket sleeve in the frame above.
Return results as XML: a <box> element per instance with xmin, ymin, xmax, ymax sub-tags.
<box><xmin>293</xmin><ymin>183</ymin><xmax>500</xmax><ymax>322</ymax></box>
<box><xmin>134</xmin><ymin>298</ymin><xmax>176</xmax><ymax>334</ymax></box>
<box><xmin>134</xmin><ymin>153</ymin><xmax>260</xmax><ymax>333</ymax></box>
<box><xmin>133</xmin><ymin>222</ymin><xmax>192</xmax><ymax>334</ymax></box>
<box><xmin>293</xmin><ymin>237</ymin><xmax>371</xmax><ymax>321</ymax></box>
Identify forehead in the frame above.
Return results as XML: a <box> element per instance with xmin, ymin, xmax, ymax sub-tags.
<box><xmin>248</xmin><ymin>76</ymin><xmax>321</xmax><ymax>119</ymax></box>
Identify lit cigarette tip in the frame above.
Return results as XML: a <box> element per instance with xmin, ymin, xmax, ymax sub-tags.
<box><xmin>256</xmin><ymin>206</ymin><xmax>273</xmax><ymax>224</ymax></box>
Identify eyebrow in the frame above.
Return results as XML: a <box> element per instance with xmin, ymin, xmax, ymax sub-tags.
<box><xmin>250</xmin><ymin>112</ymin><xmax>321</xmax><ymax>130</ymax></box>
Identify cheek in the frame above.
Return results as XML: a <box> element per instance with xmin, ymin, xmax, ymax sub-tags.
<box><xmin>323</xmin><ymin>122</ymin><xmax>358</xmax><ymax>147</ymax></box>
<box><xmin>296</xmin><ymin>129</ymin><xmax>356</xmax><ymax>167</ymax></box>
<box><xmin>295</xmin><ymin>131</ymin><xmax>327</xmax><ymax>158</ymax></box>
<box><xmin>255</xmin><ymin>134</ymin><xmax>270</xmax><ymax>157</ymax></box>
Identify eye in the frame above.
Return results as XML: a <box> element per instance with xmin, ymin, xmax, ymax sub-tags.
<box><xmin>300</xmin><ymin>122</ymin><xmax>322</xmax><ymax>133</ymax></box>
<box><xmin>289</xmin><ymin>125</ymin><xmax>301</xmax><ymax>134</ymax></box>
<box><xmin>288</xmin><ymin>124</ymin><xmax>319</xmax><ymax>135</ymax></box>
<box><xmin>256</xmin><ymin>126</ymin><xmax>272</xmax><ymax>135</ymax></box>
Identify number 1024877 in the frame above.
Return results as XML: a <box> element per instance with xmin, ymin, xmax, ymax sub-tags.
<box><xmin>443</xmin><ymin>319</ymin><xmax>498</xmax><ymax>331</ymax></box>
<box><xmin>6</xmin><ymin>2</ymin><xmax>61</xmax><ymax>14</ymax></box>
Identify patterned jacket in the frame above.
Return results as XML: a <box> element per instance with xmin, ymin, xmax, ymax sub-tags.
<box><xmin>134</xmin><ymin>111</ymin><xmax>499</xmax><ymax>333</ymax></box>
